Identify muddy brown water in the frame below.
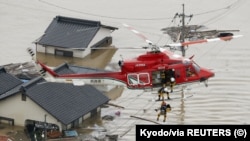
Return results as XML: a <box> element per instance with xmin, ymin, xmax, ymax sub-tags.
<box><xmin>36</xmin><ymin>47</ymin><xmax>118</xmax><ymax>69</ymax></box>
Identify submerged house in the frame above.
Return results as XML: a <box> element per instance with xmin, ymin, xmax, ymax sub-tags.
<box><xmin>34</xmin><ymin>15</ymin><xmax>118</xmax><ymax>58</ymax></box>
<box><xmin>0</xmin><ymin>67</ymin><xmax>110</xmax><ymax>131</ymax></box>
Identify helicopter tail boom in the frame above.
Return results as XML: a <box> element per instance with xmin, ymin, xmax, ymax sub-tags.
<box><xmin>37</xmin><ymin>60</ymin><xmax>59</xmax><ymax>77</ymax></box>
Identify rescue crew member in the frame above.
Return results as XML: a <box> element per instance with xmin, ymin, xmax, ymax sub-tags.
<box><xmin>158</xmin><ymin>86</ymin><xmax>165</xmax><ymax>101</ymax></box>
<box><xmin>166</xmin><ymin>88</ymin><xmax>170</xmax><ymax>100</ymax></box>
<box><xmin>156</xmin><ymin>100</ymin><xmax>171</xmax><ymax>122</ymax></box>
<box><xmin>170</xmin><ymin>77</ymin><xmax>176</xmax><ymax>93</ymax></box>
<box><xmin>158</xmin><ymin>85</ymin><xmax>170</xmax><ymax>100</ymax></box>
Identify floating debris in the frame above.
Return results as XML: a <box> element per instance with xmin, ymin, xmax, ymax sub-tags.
<box><xmin>3</xmin><ymin>61</ymin><xmax>40</xmax><ymax>80</ymax></box>
<box><xmin>102</xmin><ymin>115</ymin><xmax>114</xmax><ymax>121</ymax></box>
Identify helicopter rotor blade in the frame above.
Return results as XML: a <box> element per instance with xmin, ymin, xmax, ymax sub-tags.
<box><xmin>90</xmin><ymin>46</ymin><xmax>148</xmax><ymax>50</ymax></box>
<box><xmin>165</xmin><ymin>35</ymin><xmax>243</xmax><ymax>47</ymax></box>
<box><xmin>51</xmin><ymin>46</ymin><xmax>146</xmax><ymax>50</ymax></box>
<box><xmin>122</xmin><ymin>23</ymin><xmax>154</xmax><ymax>45</ymax></box>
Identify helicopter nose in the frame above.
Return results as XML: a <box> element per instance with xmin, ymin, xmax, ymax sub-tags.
<box><xmin>200</xmin><ymin>68</ymin><xmax>215</xmax><ymax>82</ymax></box>
<box><xmin>207</xmin><ymin>69</ymin><xmax>215</xmax><ymax>78</ymax></box>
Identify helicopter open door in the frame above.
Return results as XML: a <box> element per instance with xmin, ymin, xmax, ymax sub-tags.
<box><xmin>127</xmin><ymin>73</ymin><xmax>150</xmax><ymax>88</ymax></box>
<box><xmin>151</xmin><ymin>69</ymin><xmax>176</xmax><ymax>87</ymax></box>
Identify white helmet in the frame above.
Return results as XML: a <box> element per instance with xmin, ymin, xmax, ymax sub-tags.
<box><xmin>170</xmin><ymin>77</ymin><xmax>175</xmax><ymax>82</ymax></box>
<box><xmin>164</xmin><ymin>87</ymin><xmax>169</xmax><ymax>92</ymax></box>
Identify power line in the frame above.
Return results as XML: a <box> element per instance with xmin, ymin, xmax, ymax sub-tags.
<box><xmin>37</xmin><ymin>0</ymin><xmax>240</xmax><ymax>21</ymax></box>
<box><xmin>0</xmin><ymin>0</ymin><xmax>241</xmax><ymax>22</ymax></box>
<box><xmin>38</xmin><ymin>0</ymin><xmax>172</xmax><ymax>21</ymax></box>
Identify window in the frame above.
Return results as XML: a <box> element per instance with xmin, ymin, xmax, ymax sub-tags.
<box><xmin>127</xmin><ymin>73</ymin><xmax>150</xmax><ymax>85</ymax></box>
<box><xmin>55</xmin><ymin>49</ymin><xmax>73</xmax><ymax>57</ymax></box>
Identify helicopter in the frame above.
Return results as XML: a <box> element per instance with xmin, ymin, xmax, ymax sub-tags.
<box><xmin>26</xmin><ymin>21</ymin><xmax>243</xmax><ymax>91</ymax></box>
<box><xmin>27</xmin><ymin>38</ymin><xmax>216</xmax><ymax>91</ymax></box>
<box><xmin>27</xmin><ymin>47</ymin><xmax>214</xmax><ymax>90</ymax></box>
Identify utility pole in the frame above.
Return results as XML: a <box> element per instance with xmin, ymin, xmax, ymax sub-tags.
<box><xmin>178</xmin><ymin>4</ymin><xmax>193</xmax><ymax>57</ymax></box>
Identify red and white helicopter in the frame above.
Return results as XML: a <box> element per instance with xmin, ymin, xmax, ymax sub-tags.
<box><xmin>27</xmin><ymin>24</ymin><xmax>242</xmax><ymax>91</ymax></box>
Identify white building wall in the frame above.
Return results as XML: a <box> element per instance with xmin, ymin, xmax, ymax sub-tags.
<box><xmin>88</xmin><ymin>28</ymin><xmax>112</xmax><ymax>47</ymax></box>
<box><xmin>73</xmin><ymin>48</ymin><xmax>90</xmax><ymax>58</ymax></box>
<box><xmin>37</xmin><ymin>44</ymin><xmax>89</xmax><ymax>58</ymax></box>
<box><xmin>37</xmin><ymin>44</ymin><xmax>46</xmax><ymax>53</ymax></box>
<box><xmin>0</xmin><ymin>93</ymin><xmax>62</xmax><ymax>130</ymax></box>
<box><xmin>0</xmin><ymin>93</ymin><xmax>103</xmax><ymax>131</ymax></box>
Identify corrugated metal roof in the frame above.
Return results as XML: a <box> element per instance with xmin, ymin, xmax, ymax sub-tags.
<box><xmin>36</xmin><ymin>15</ymin><xmax>117</xmax><ymax>49</ymax></box>
<box><xmin>25</xmin><ymin>82</ymin><xmax>109</xmax><ymax>125</ymax></box>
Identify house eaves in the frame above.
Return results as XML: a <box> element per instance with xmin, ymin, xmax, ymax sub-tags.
<box><xmin>24</xmin><ymin>82</ymin><xmax>110</xmax><ymax>125</ymax></box>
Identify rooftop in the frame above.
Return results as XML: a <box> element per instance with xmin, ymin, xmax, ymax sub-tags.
<box><xmin>36</xmin><ymin>15</ymin><xmax>118</xmax><ymax>49</ymax></box>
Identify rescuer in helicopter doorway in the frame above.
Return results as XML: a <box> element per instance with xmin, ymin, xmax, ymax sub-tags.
<box><xmin>158</xmin><ymin>85</ymin><xmax>170</xmax><ymax>101</ymax></box>
<box><xmin>156</xmin><ymin>100</ymin><xmax>171</xmax><ymax>122</ymax></box>
<box><xmin>165</xmin><ymin>69</ymin><xmax>176</xmax><ymax>93</ymax></box>
<box><xmin>170</xmin><ymin>77</ymin><xmax>176</xmax><ymax>93</ymax></box>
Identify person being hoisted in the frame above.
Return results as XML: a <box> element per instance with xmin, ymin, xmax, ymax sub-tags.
<box><xmin>158</xmin><ymin>85</ymin><xmax>170</xmax><ymax>101</ymax></box>
<box><xmin>156</xmin><ymin>100</ymin><xmax>171</xmax><ymax>122</ymax></box>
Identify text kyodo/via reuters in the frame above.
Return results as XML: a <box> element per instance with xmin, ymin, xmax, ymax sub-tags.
<box><xmin>136</xmin><ymin>125</ymin><xmax>249</xmax><ymax>140</ymax></box>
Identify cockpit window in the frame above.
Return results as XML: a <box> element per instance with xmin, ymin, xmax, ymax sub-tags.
<box><xmin>182</xmin><ymin>59</ymin><xmax>191</xmax><ymax>66</ymax></box>
<box><xmin>192</xmin><ymin>62</ymin><xmax>200</xmax><ymax>73</ymax></box>
<box><xmin>186</xmin><ymin>61</ymin><xmax>201</xmax><ymax>77</ymax></box>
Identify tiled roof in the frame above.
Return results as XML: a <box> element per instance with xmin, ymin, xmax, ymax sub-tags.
<box><xmin>24</xmin><ymin>82</ymin><xmax>109</xmax><ymax>125</ymax></box>
<box><xmin>0</xmin><ymin>67</ymin><xmax>23</xmax><ymax>99</ymax></box>
<box><xmin>53</xmin><ymin>62</ymin><xmax>111</xmax><ymax>75</ymax></box>
<box><xmin>36</xmin><ymin>15</ymin><xmax>117</xmax><ymax>49</ymax></box>
<box><xmin>0</xmin><ymin>65</ymin><xmax>110</xmax><ymax>125</ymax></box>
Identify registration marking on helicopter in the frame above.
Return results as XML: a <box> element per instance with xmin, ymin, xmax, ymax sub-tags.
<box><xmin>158</xmin><ymin>66</ymin><xmax>165</xmax><ymax>69</ymax></box>
<box><xmin>135</xmin><ymin>64</ymin><xmax>146</xmax><ymax>67</ymax></box>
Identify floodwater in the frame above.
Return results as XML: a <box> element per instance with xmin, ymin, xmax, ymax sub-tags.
<box><xmin>1</xmin><ymin>0</ymin><xmax>250</xmax><ymax>140</ymax></box>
